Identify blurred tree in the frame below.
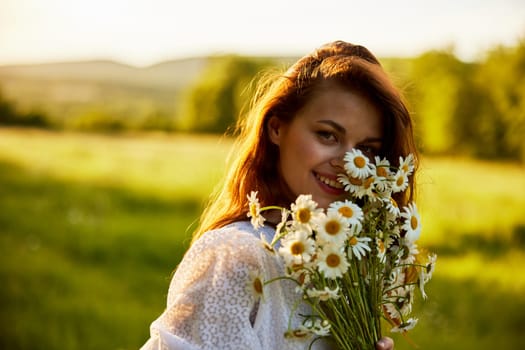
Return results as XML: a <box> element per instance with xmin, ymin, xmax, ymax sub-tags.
<box><xmin>0</xmin><ymin>88</ymin><xmax>49</xmax><ymax>127</ymax></box>
<box><xmin>0</xmin><ymin>89</ymin><xmax>17</xmax><ymax>122</ymax></box>
<box><xmin>408</xmin><ymin>49</ymin><xmax>472</xmax><ymax>155</ymax></box>
<box><xmin>474</xmin><ymin>39</ymin><xmax>525</xmax><ymax>162</ymax></box>
<box><xmin>177</xmin><ymin>55</ymin><xmax>275</xmax><ymax>133</ymax></box>
<box><xmin>67</xmin><ymin>106</ymin><xmax>125</xmax><ymax>132</ymax></box>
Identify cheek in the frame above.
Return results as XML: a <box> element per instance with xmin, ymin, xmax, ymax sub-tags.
<box><xmin>281</xmin><ymin>129</ymin><xmax>315</xmax><ymax>165</ymax></box>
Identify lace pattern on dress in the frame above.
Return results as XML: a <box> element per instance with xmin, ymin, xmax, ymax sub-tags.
<box><xmin>141</xmin><ymin>221</ymin><xmax>333</xmax><ymax>350</ymax></box>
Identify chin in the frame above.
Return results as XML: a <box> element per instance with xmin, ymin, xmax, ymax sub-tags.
<box><xmin>313</xmin><ymin>196</ymin><xmax>333</xmax><ymax>210</ymax></box>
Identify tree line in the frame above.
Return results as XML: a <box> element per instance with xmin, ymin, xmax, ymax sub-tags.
<box><xmin>1</xmin><ymin>40</ymin><xmax>524</xmax><ymax>162</ymax></box>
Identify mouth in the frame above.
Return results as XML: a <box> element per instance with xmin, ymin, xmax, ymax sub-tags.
<box><xmin>314</xmin><ymin>171</ymin><xmax>345</xmax><ymax>195</ymax></box>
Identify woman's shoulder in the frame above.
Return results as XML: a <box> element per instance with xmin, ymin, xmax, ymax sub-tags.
<box><xmin>194</xmin><ymin>221</ymin><xmax>275</xmax><ymax>250</ymax></box>
<box><xmin>168</xmin><ymin>221</ymin><xmax>278</xmax><ymax>298</ymax></box>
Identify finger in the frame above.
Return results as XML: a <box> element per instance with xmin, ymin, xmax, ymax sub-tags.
<box><xmin>376</xmin><ymin>336</ymin><xmax>394</xmax><ymax>350</ymax></box>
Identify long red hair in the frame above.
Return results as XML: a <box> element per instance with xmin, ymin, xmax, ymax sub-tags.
<box><xmin>192</xmin><ymin>41</ymin><xmax>418</xmax><ymax>242</ymax></box>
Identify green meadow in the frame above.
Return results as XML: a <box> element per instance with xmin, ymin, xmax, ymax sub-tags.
<box><xmin>1</xmin><ymin>128</ymin><xmax>524</xmax><ymax>350</ymax></box>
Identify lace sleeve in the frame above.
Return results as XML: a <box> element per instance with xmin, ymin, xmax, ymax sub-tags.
<box><xmin>141</xmin><ymin>224</ymin><xmax>271</xmax><ymax>350</ymax></box>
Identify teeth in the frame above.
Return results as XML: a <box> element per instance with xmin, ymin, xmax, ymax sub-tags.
<box><xmin>316</xmin><ymin>173</ymin><xmax>343</xmax><ymax>189</ymax></box>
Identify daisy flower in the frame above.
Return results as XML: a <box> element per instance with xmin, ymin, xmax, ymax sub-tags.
<box><xmin>381</xmin><ymin>287</ymin><xmax>415</xmax><ymax>329</ymax></box>
<box><xmin>344</xmin><ymin>175</ymin><xmax>375</xmax><ymax>199</ymax></box>
<box><xmin>317</xmin><ymin>244</ymin><xmax>349</xmax><ymax>279</ymax></box>
<box><xmin>400</xmin><ymin>202</ymin><xmax>422</xmax><ymax>243</ymax></box>
<box><xmin>315</xmin><ymin>211</ymin><xmax>350</xmax><ymax>245</ymax></box>
<box><xmin>424</xmin><ymin>253</ymin><xmax>437</xmax><ymax>282</ymax></box>
<box><xmin>374</xmin><ymin>156</ymin><xmax>392</xmax><ymax>178</ymax></box>
<box><xmin>348</xmin><ymin>235</ymin><xmax>372</xmax><ymax>260</ymax></box>
<box><xmin>343</xmin><ymin>149</ymin><xmax>374</xmax><ymax>179</ymax></box>
<box><xmin>278</xmin><ymin>229</ymin><xmax>316</xmax><ymax>265</ymax></box>
<box><xmin>391</xmin><ymin>170</ymin><xmax>409</xmax><ymax>193</ymax></box>
<box><xmin>291</xmin><ymin>194</ymin><xmax>322</xmax><ymax>232</ymax></box>
<box><xmin>298</xmin><ymin>318</ymin><xmax>331</xmax><ymax>337</ymax></box>
<box><xmin>417</xmin><ymin>270</ymin><xmax>428</xmax><ymax>300</ymax></box>
<box><xmin>385</xmin><ymin>284</ymin><xmax>415</xmax><ymax>316</ymax></box>
<box><xmin>337</xmin><ymin>173</ymin><xmax>363</xmax><ymax>196</ymax></box>
<box><xmin>376</xmin><ymin>237</ymin><xmax>386</xmax><ymax>262</ymax></box>
<box><xmin>384</xmin><ymin>196</ymin><xmax>401</xmax><ymax>217</ymax></box>
<box><xmin>400</xmin><ymin>239</ymin><xmax>419</xmax><ymax>264</ymax></box>
<box><xmin>360</xmin><ymin>176</ymin><xmax>377</xmax><ymax>198</ymax></box>
<box><xmin>251</xmin><ymin>151</ymin><xmax>434</xmax><ymax>341</ymax></box>
<box><xmin>312</xmin><ymin>319</ymin><xmax>332</xmax><ymax>337</ymax></box>
<box><xmin>246</xmin><ymin>269</ymin><xmax>265</xmax><ymax>301</ymax></box>
<box><xmin>398</xmin><ymin>154</ymin><xmax>415</xmax><ymax>176</ymax></box>
<box><xmin>306</xmin><ymin>286</ymin><xmax>340</xmax><ymax>301</ymax></box>
<box><xmin>275</xmin><ymin>208</ymin><xmax>291</xmax><ymax>237</ymax></box>
<box><xmin>418</xmin><ymin>253</ymin><xmax>437</xmax><ymax>299</ymax></box>
<box><xmin>382</xmin><ymin>297</ymin><xmax>402</xmax><ymax>325</ymax></box>
<box><xmin>288</xmin><ymin>266</ymin><xmax>311</xmax><ymax>287</ymax></box>
<box><xmin>247</xmin><ymin>191</ymin><xmax>265</xmax><ymax>229</ymax></box>
<box><xmin>348</xmin><ymin>221</ymin><xmax>364</xmax><ymax>238</ymax></box>
<box><xmin>328</xmin><ymin>200</ymin><xmax>363</xmax><ymax>226</ymax></box>
<box><xmin>259</xmin><ymin>232</ymin><xmax>275</xmax><ymax>254</ymax></box>
<box><xmin>391</xmin><ymin>317</ymin><xmax>418</xmax><ymax>333</ymax></box>
<box><xmin>381</xmin><ymin>302</ymin><xmax>402</xmax><ymax>329</ymax></box>
<box><xmin>375</xmin><ymin>180</ymin><xmax>393</xmax><ymax>200</ymax></box>
<box><xmin>385</xmin><ymin>268</ymin><xmax>405</xmax><ymax>288</ymax></box>
<box><xmin>284</xmin><ymin>329</ymin><xmax>311</xmax><ymax>339</ymax></box>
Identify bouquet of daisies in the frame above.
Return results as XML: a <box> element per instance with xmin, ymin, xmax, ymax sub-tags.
<box><xmin>247</xmin><ymin>149</ymin><xmax>436</xmax><ymax>350</ymax></box>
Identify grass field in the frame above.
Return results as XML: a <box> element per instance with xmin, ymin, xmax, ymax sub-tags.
<box><xmin>1</xmin><ymin>128</ymin><xmax>524</xmax><ymax>350</ymax></box>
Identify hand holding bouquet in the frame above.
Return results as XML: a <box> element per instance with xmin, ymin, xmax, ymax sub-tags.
<box><xmin>248</xmin><ymin>149</ymin><xmax>436</xmax><ymax>350</ymax></box>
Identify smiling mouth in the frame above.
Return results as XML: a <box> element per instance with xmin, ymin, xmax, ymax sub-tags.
<box><xmin>314</xmin><ymin>172</ymin><xmax>344</xmax><ymax>190</ymax></box>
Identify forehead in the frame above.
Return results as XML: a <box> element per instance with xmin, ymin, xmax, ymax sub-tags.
<box><xmin>297</xmin><ymin>82</ymin><xmax>384</xmax><ymax>136</ymax></box>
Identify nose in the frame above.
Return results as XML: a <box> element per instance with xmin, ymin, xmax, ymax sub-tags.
<box><xmin>330</xmin><ymin>145</ymin><xmax>356</xmax><ymax>171</ymax></box>
<box><xmin>329</xmin><ymin>156</ymin><xmax>345</xmax><ymax>171</ymax></box>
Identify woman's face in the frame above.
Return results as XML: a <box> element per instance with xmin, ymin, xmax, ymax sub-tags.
<box><xmin>268</xmin><ymin>83</ymin><xmax>384</xmax><ymax>208</ymax></box>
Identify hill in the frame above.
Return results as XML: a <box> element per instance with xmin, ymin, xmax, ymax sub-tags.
<box><xmin>0</xmin><ymin>57</ymin><xmax>213</xmax><ymax>129</ymax></box>
<box><xmin>0</xmin><ymin>55</ymin><xmax>409</xmax><ymax>131</ymax></box>
<box><xmin>0</xmin><ymin>58</ymin><xmax>209</xmax><ymax>89</ymax></box>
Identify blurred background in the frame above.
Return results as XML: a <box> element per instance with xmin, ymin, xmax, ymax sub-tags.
<box><xmin>1</xmin><ymin>0</ymin><xmax>524</xmax><ymax>349</ymax></box>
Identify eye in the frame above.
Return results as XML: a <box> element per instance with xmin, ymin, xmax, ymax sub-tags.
<box><xmin>316</xmin><ymin>130</ymin><xmax>338</xmax><ymax>143</ymax></box>
<box><xmin>358</xmin><ymin>145</ymin><xmax>380</xmax><ymax>159</ymax></box>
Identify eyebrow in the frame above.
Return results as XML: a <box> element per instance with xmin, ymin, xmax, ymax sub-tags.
<box><xmin>317</xmin><ymin>120</ymin><xmax>346</xmax><ymax>134</ymax></box>
<box><xmin>316</xmin><ymin>119</ymin><xmax>383</xmax><ymax>144</ymax></box>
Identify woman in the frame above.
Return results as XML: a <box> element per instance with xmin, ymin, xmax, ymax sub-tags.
<box><xmin>142</xmin><ymin>40</ymin><xmax>417</xmax><ymax>350</ymax></box>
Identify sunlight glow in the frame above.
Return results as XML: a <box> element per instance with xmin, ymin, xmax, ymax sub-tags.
<box><xmin>0</xmin><ymin>0</ymin><xmax>524</xmax><ymax>66</ymax></box>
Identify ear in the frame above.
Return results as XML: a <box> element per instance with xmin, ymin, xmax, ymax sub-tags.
<box><xmin>267</xmin><ymin>115</ymin><xmax>283</xmax><ymax>146</ymax></box>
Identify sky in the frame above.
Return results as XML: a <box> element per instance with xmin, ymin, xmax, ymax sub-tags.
<box><xmin>1</xmin><ymin>0</ymin><xmax>524</xmax><ymax>67</ymax></box>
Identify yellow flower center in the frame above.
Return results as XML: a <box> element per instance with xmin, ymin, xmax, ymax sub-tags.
<box><xmin>402</xmin><ymin>164</ymin><xmax>409</xmax><ymax>173</ymax></box>
<box><xmin>377</xmin><ymin>166</ymin><xmax>388</xmax><ymax>177</ymax></box>
<box><xmin>378</xmin><ymin>239</ymin><xmax>385</xmax><ymax>253</ymax></box>
<box><xmin>297</xmin><ymin>208</ymin><xmax>311</xmax><ymax>223</ymax></box>
<box><xmin>349</xmin><ymin>236</ymin><xmax>358</xmax><ymax>246</ymax></box>
<box><xmin>364</xmin><ymin>177</ymin><xmax>374</xmax><ymax>189</ymax></box>
<box><xmin>326</xmin><ymin>253</ymin><xmax>341</xmax><ymax>268</ymax></box>
<box><xmin>325</xmin><ymin>220</ymin><xmax>341</xmax><ymax>236</ymax></box>
<box><xmin>338</xmin><ymin>206</ymin><xmax>353</xmax><ymax>218</ymax></box>
<box><xmin>253</xmin><ymin>277</ymin><xmax>263</xmax><ymax>294</ymax></box>
<box><xmin>349</xmin><ymin>176</ymin><xmax>363</xmax><ymax>186</ymax></box>
<box><xmin>290</xmin><ymin>241</ymin><xmax>305</xmax><ymax>255</ymax></box>
<box><xmin>249</xmin><ymin>204</ymin><xmax>258</xmax><ymax>217</ymax></box>
<box><xmin>292</xmin><ymin>330</ymin><xmax>308</xmax><ymax>338</ymax></box>
<box><xmin>410</xmin><ymin>215</ymin><xmax>418</xmax><ymax>230</ymax></box>
<box><xmin>354</xmin><ymin>156</ymin><xmax>366</xmax><ymax>169</ymax></box>
<box><xmin>396</xmin><ymin>175</ymin><xmax>405</xmax><ymax>187</ymax></box>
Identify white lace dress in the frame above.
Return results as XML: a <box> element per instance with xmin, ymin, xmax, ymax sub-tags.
<box><xmin>141</xmin><ymin>221</ymin><xmax>333</xmax><ymax>350</ymax></box>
